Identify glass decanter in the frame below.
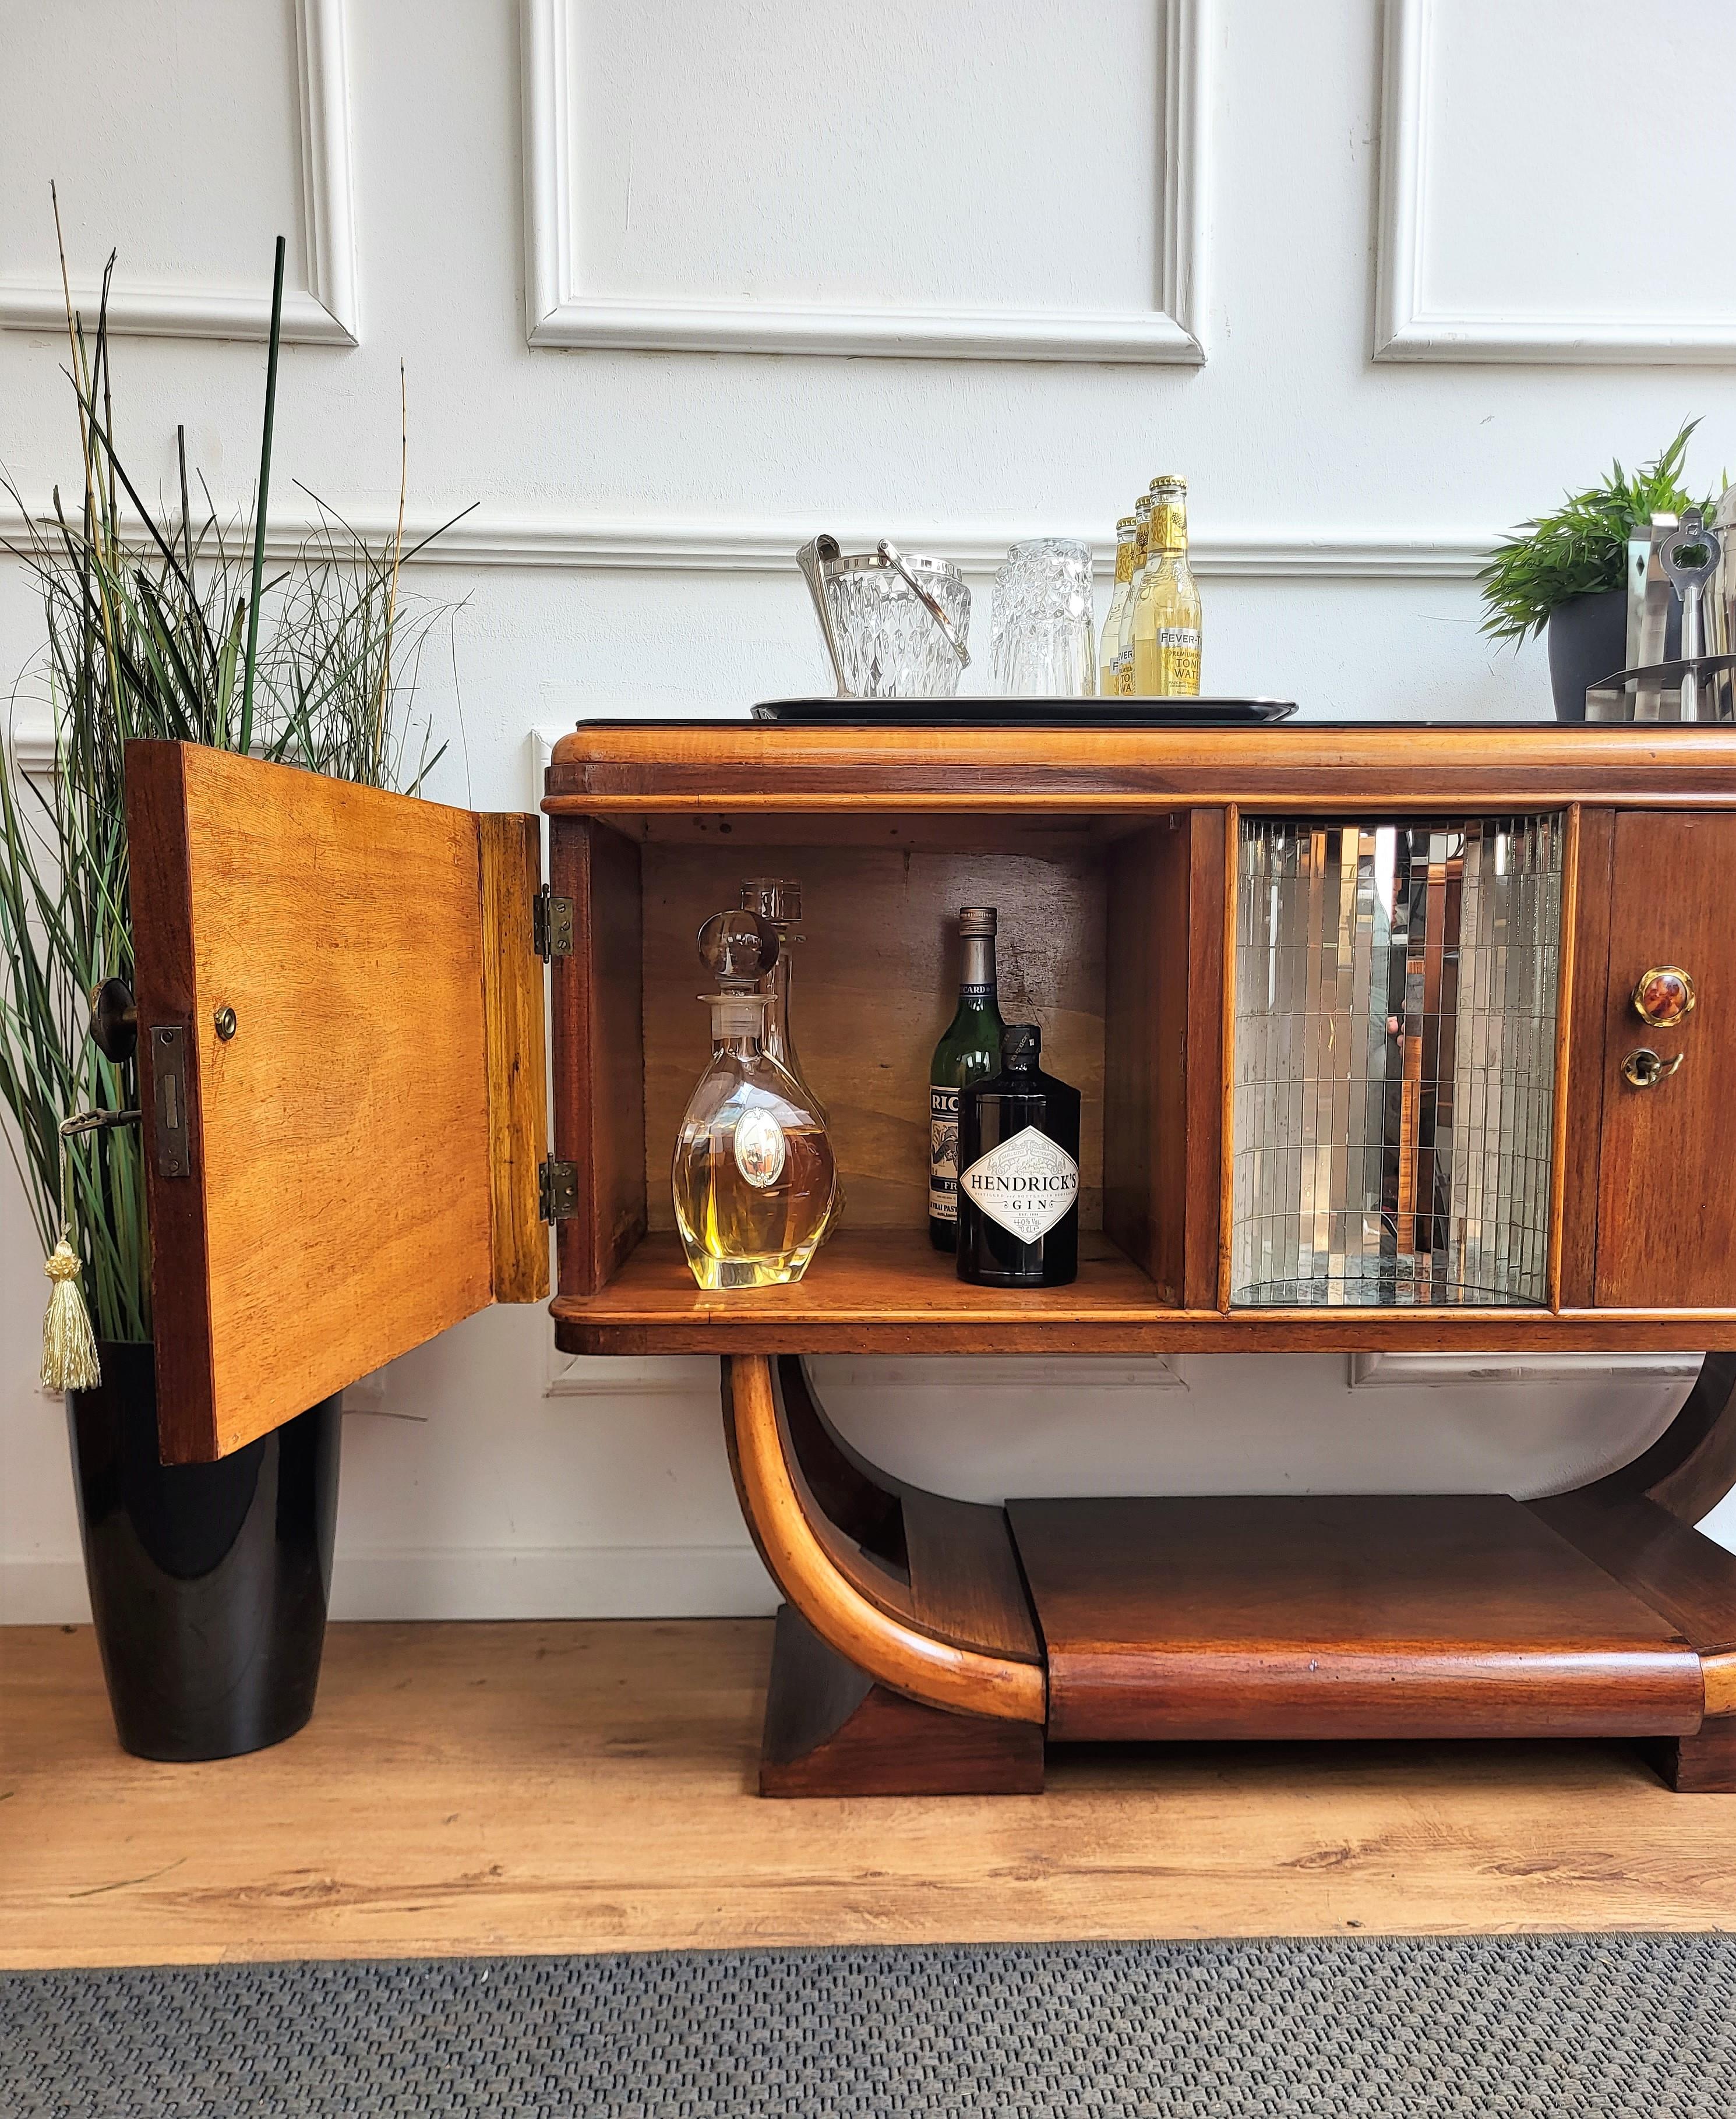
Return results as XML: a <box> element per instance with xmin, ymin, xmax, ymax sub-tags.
<box><xmin>740</xmin><ymin>877</ymin><xmax>843</xmax><ymax>1241</ymax></box>
<box><xmin>672</xmin><ymin>990</ymin><xmax>836</xmax><ymax>1290</ymax></box>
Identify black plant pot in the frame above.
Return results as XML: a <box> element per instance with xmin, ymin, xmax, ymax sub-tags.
<box><xmin>1546</xmin><ymin>589</ymin><xmax>1628</xmax><ymax>723</ymax></box>
<box><xmin>67</xmin><ymin>1342</ymin><xmax>341</xmax><ymax>1761</ymax></box>
<box><xmin>1546</xmin><ymin>586</ymin><xmax>1683</xmax><ymax>722</ymax></box>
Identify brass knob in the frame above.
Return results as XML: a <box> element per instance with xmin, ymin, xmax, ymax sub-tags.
<box><xmin>1633</xmin><ymin>965</ymin><xmax>1696</xmax><ymax>1028</ymax></box>
<box><xmin>1622</xmin><ymin>1047</ymin><xmax>1685</xmax><ymax>1090</ymax></box>
<box><xmin>88</xmin><ymin>977</ymin><xmax>138</xmax><ymax>1065</ymax></box>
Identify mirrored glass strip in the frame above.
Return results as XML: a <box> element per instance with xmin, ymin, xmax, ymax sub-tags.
<box><xmin>1229</xmin><ymin>814</ymin><xmax>1562</xmax><ymax>1308</ymax></box>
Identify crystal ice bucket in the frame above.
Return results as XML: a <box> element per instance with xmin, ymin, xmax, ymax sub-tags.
<box><xmin>796</xmin><ymin>537</ymin><xmax>971</xmax><ymax>698</ymax></box>
<box><xmin>1230</xmin><ymin>814</ymin><xmax>1563</xmax><ymax>1308</ymax></box>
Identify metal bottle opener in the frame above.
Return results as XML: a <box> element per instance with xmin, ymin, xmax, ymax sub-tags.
<box><xmin>1659</xmin><ymin>508</ymin><xmax>1723</xmax><ymax>723</ymax></box>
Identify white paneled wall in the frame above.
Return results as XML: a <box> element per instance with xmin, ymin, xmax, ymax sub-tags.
<box><xmin>3</xmin><ymin>0</ymin><xmax>1734</xmax><ymax>1622</ymax></box>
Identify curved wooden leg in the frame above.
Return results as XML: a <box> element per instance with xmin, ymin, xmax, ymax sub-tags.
<box><xmin>722</xmin><ymin>1354</ymin><xmax>1046</xmax><ymax>1796</ymax></box>
<box><xmin>1577</xmin><ymin>1352</ymin><xmax>1736</xmax><ymax>1524</ymax></box>
<box><xmin>1530</xmin><ymin>1353</ymin><xmax>1736</xmax><ymax>1790</ymax></box>
<box><xmin>775</xmin><ymin>1355</ymin><xmax>907</xmax><ymax>1571</ymax></box>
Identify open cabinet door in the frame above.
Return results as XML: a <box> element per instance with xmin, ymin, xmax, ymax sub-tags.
<box><xmin>127</xmin><ymin>743</ymin><xmax>549</xmax><ymax>1463</ymax></box>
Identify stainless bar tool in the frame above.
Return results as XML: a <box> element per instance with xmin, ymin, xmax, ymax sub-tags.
<box><xmin>1659</xmin><ymin>509</ymin><xmax>1723</xmax><ymax>723</ymax></box>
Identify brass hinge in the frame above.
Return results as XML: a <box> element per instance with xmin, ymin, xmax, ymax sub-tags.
<box><xmin>539</xmin><ymin>1157</ymin><xmax>578</xmax><ymax>1223</ymax></box>
<box><xmin>534</xmin><ymin>885</ymin><xmax>573</xmax><ymax>962</ymax></box>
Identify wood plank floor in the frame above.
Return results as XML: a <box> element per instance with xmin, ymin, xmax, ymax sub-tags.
<box><xmin>5</xmin><ymin>1617</ymin><xmax>1736</xmax><ymax>1969</ymax></box>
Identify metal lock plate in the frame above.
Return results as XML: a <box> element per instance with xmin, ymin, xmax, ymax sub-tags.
<box><xmin>1621</xmin><ymin>1047</ymin><xmax>1685</xmax><ymax>1090</ymax></box>
<box><xmin>151</xmin><ymin>1025</ymin><xmax>192</xmax><ymax>1176</ymax></box>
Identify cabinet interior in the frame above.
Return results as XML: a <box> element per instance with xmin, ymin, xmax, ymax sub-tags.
<box><xmin>556</xmin><ymin>809</ymin><xmax>1204</xmax><ymax>1305</ymax></box>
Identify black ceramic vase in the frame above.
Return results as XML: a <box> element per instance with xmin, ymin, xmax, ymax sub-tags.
<box><xmin>67</xmin><ymin>1342</ymin><xmax>341</xmax><ymax>1761</ymax></box>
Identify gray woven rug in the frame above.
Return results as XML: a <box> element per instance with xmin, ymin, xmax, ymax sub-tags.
<box><xmin>5</xmin><ymin>1934</ymin><xmax>1735</xmax><ymax>2117</ymax></box>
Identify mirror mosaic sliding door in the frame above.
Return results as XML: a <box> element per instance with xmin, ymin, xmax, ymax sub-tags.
<box><xmin>1230</xmin><ymin>815</ymin><xmax>1563</xmax><ymax>1308</ymax></box>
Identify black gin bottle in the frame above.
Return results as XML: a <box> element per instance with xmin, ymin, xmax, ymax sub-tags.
<box><xmin>954</xmin><ymin>1025</ymin><xmax>1080</xmax><ymax>1288</ymax></box>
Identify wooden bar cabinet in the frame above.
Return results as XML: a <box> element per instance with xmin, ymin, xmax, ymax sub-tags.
<box><xmin>124</xmin><ymin>722</ymin><xmax>1736</xmax><ymax>1797</ymax></box>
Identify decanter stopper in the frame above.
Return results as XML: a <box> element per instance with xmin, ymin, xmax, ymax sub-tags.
<box><xmin>696</xmin><ymin>909</ymin><xmax>779</xmax><ymax>988</ymax></box>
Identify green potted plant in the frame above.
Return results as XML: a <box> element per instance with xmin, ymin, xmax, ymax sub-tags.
<box><xmin>1479</xmin><ymin>422</ymin><xmax>1708</xmax><ymax>722</ymax></box>
<box><xmin>2</xmin><ymin>229</ymin><xmax>458</xmax><ymax>1760</ymax></box>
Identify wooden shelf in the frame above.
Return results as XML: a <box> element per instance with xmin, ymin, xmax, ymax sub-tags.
<box><xmin>1010</xmin><ymin>1495</ymin><xmax>1710</xmax><ymax>1743</ymax></box>
<box><xmin>553</xmin><ymin>1231</ymin><xmax>1168</xmax><ymax>1355</ymax></box>
<box><xmin>551</xmin><ymin>1231</ymin><xmax>1736</xmax><ymax>1355</ymax></box>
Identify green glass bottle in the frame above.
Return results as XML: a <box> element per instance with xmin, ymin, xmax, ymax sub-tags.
<box><xmin>929</xmin><ymin>906</ymin><xmax>1005</xmax><ymax>1252</ymax></box>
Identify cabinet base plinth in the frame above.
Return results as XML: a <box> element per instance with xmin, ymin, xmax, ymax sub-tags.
<box><xmin>1645</xmin><ymin>1721</ymin><xmax>1736</xmax><ymax>1793</ymax></box>
<box><xmin>758</xmin><ymin>1606</ymin><xmax>1045</xmax><ymax>1798</ymax></box>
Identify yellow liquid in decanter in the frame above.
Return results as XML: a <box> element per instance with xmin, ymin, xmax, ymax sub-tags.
<box><xmin>672</xmin><ymin>998</ymin><xmax>836</xmax><ymax>1290</ymax></box>
<box><xmin>674</xmin><ymin>1122</ymin><xmax>835</xmax><ymax>1290</ymax></box>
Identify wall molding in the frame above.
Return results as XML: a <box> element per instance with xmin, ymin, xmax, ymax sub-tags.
<box><xmin>1375</xmin><ymin>0</ymin><xmax>1736</xmax><ymax>365</ymax></box>
<box><xmin>521</xmin><ymin>0</ymin><xmax>1207</xmax><ymax>363</ymax></box>
<box><xmin>545</xmin><ymin>1346</ymin><xmax>1189</xmax><ymax>1398</ymax></box>
<box><xmin>1350</xmin><ymin>1350</ymin><xmax>1703</xmax><ymax>1390</ymax></box>
<box><xmin>547</xmin><ymin>1350</ymin><xmax>713</xmax><ymax>1398</ymax></box>
<box><xmin>0</xmin><ymin>1546</ymin><xmax>778</xmax><ymax>1626</ymax></box>
<box><xmin>0</xmin><ymin>0</ymin><xmax>359</xmax><ymax>347</ymax></box>
<box><xmin>3</xmin><ymin>500</ymin><xmax>1492</xmax><ymax>581</ymax></box>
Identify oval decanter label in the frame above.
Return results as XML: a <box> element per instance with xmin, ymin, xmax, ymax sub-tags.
<box><xmin>733</xmin><ymin>1107</ymin><xmax>788</xmax><ymax>1188</ymax></box>
<box><xmin>958</xmin><ymin>1124</ymin><xmax>1079</xmax><ymax>1242</ymax></box>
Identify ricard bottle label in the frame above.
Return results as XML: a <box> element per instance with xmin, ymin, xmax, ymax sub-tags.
<box><xmin>958</xmin><ymin>1124</ymin><xmax>1080</xmax><ymax>1243</ymax></box>
<box><xmin>929</xmin><ymin>1085</ymin><xmax>959</xmax><ymax>1222</ymax></box>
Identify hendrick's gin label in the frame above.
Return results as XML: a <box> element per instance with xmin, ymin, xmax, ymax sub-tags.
<box><xmin>955</xmin><ymin>1023</ymin><xmax>1081</xmax><ymax>1288</ymax></box>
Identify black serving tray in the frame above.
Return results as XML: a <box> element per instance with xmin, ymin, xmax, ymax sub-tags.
<box><xmin>752</xmin><ymin>696</ymin><xmax>1297</xmax><ymax>727</ymax></box>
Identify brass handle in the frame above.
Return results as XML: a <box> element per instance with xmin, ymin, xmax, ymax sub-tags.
<box><xmin>1622</xmin><ymin>1047</ymin><xmax>1685</xmax><ymax>1089</ymax></box>
<box><xmin>88</xmin><ymin>977</ymin><xmax>137</xmax><ymax>1065</ymax></box>
<box><xmin>1633</xmin><ymin>965</ymin><xmax>1696</xmax><ymax>1028</ymax></box>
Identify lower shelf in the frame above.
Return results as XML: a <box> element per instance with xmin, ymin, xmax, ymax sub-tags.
<box><xmin>1009</xmin><ymin>1495</ymin><xmax>1709</xmax><ymax>1743</ymax></box>
<box><xmin>735</xmin><ymin>1349</ymin><xmax>1736</xmax><ymax>1795</ymax></box>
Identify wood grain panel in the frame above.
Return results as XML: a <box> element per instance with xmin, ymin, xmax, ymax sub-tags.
<box><xmin>901</xmin><ymin>1489</ymin><xmax>1042</xmax><ymax>1666</ymax></box>
<box><xmin>1544</xmin><ymin>804</ymin><xmax>1581</xmax><ymax>1311</ymax></box>
<box><xmin>1010</xmin><ymin>1495</ymin><xmax>1703</xmax><ymax>1743</ymax></box>
<box><xmin>638</xmin><ymin>840</ymin><xmax>1106</xmax><ymax>1232</ymax></box>
<box><xmin>1199</xmin><ymin>804</ymin><xmax>1231</xmax><ymax>1312</ymax></box>
<box><xmin>551</xmin><ymin>816</ymin><xmax>645</xmax><ymax>1298</ymax></box>
<box><xmin>1103</xmin><ymin>820</ymin><xmax>1186</xmax><ymax>1301</ymax></box>
<box><xmin>1557</xmin><ymin>808</ymin><xmax>1614</xmax><ymax>1309</ymax></box>
<box><xmin>546</xmin><ymin>723</ymin><xmax>1736</xmax><ymax>813</ymax></box>
<box><xmin>1596</xmin><ymin>812</ymin><xmax>1736</xmax><ymax>1307</ymax></box>
<box><xmin>478</xmin><ymin>814</ymin><xmax>549</xmax><ymax>1302</ymax></box>
<box><xmin>126</xmin><ymin>743</ymin><xmax>500</xmax><ymax>1462</ymax></box>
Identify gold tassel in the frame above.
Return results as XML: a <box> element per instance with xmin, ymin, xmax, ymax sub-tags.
<box><xmin>43</xmin><ymin>1115</ymin><xmax>103</xmax><ymax>1393</ymax></box>
<box><xmin>42</xmin><ymin>1238</ymin><xmax>100</xmax><ymax>1393</ymax></box>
